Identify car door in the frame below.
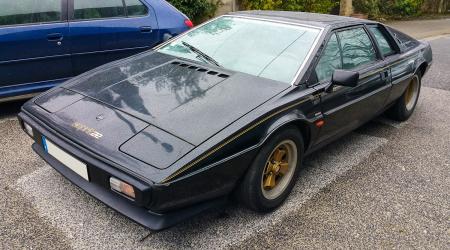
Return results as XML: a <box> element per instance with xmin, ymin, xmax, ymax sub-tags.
<box><xmin>367</xmin><ymin>24</ymin><xmax>412</xmax><ymax>104</ymax></box>
<box><xmin>68</xmin><ymin>0</ymin><xmax>159</xmax><ymax>76</ymax></box>
<box><xmin>312</xmin><ymin>26</ymin><xmax>391</xmax><ymax>144</ymax></box>
<box><xmin>0</xmin><ymin>0</ymin><xmax>71</xmax><ymax>97</ymax></box>
<box><xmin>68</xmin><ymin>0</ymin><xmax>124</xmax><ymax>75</ymax></box>
<box><xmin>102</xmin><ymin>0</ymin><xmax>159</xmax><ymax>62</ymax></box>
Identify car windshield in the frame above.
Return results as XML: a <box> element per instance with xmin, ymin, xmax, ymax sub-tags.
<box><xmin>157</xmin><ymin>16</ymin><xmax>321</xmax><ymax>84</ymax></box>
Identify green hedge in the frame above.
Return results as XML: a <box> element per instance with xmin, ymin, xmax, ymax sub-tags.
<box><xmin>239</xmin><ymin>0</ymin><xmax>340</xmax><ymax>14</ymax></box>
<box><xmin>240</xmin><ymin>0</ymin><xmax>425</xmax><ymax>19</ymax></box>
<box><xmin>167</xmin><ymin>0</ymin><xmax>220</xmax><ymax>24</ymax></box>
<box><xmin>168</xmin><ymin>0</ymin><xmax>429</xmax><ymax>23</ymax></box>
<box><xmin>354</xmin><ymin>0</ymin><xmax>424</xmax><ymax>18</ymax></box>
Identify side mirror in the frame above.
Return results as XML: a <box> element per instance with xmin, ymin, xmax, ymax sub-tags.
<box><xmin>331</xmin><ymin>70</ymin><xmax>359</xmax><ymax>88</ymax></box>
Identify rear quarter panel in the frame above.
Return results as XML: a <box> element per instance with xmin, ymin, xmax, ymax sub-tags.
<box><xmin>383</xmin><ymin>25</ymin><xmax>432</xmax><ymax>104</ymax></box>
<box><xmin>147</xmin><ymin>0</ymin><xmax>188</xmax><ymax>39</ymax></box>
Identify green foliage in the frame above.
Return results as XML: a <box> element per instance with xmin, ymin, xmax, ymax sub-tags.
<box><xmin>353</xmin><ymin>0</ymin><xmax>379</xmax><ymax>16</ymax></box>
<box><xmin>239</xmin><ymin>0</ymin><xmax>340</xmax><ymax>14</ymax></box>
<box><xmin>167</xmin><ymin>0</ymin><xmax>220</xmax><ymax>24</ymax></box>
<box><xmin>392</xmin><ymin>0</ymin><xmax>423</xmax><ymax>16</ymax></box>
<box><xmin>354</xmin><ymin>0</ymin><xmax>423</xmax><ymax>18</ymax></box>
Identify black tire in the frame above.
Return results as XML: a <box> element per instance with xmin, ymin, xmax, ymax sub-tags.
<box><xmin>237</xmin><ymin>126</ymin><xmax>304</xmax><ymax>212</ymax></box>
<box><xmin>386</xmin><ymin>73</ymin><xmax>421</xmax><ymax>121</ymax></box>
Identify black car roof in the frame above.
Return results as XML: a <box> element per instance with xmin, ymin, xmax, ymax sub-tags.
<box><xmin>229</xmin><ymin>11</ymin><xmax>377</xmax><ymax>28</ymax></box>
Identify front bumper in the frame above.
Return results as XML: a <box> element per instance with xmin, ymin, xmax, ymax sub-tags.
<box><xmin>19</xmin><ymin>111</ymin><xmax>227</xmax><ymax>230</ymax></box>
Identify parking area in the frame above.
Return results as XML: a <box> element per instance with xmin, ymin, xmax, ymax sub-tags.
<box><xmin>1</xmin><ymin>25</ymin><xmax>449</xmax><ymax>249</ymax></box>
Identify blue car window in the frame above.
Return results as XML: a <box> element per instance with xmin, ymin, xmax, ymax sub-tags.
<box><xmin>125</xmin><ymin>0</ymin><xmax>148</xmax><ymax>16</ymax></box>
<box><xmin>74</xmin><ymin>0</ymin><xmax>125</xmax><ymax>20</ymax></box>
<box><xmin>0</xmin><ymin>0</ymin><xmax>61</xmax><ymax>26</ymax></box>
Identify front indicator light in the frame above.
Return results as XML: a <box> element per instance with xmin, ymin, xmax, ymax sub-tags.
<box><xmin>23</xmin><ymin>122</ymin><xmax>34</xmax><ymax>138</ymax></box>
<box><xmin>315</xmin><ymin>119</ymin><xmax>325</xmax><ymax>128</ymax></box>
<box><xmin>110</xmin><ymin>177</ymin><xmax>135</xmax><ymax>199</ymax></box>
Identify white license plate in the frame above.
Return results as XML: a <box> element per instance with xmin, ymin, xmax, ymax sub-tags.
<box><xmin>43</xmin><ymin>137</ymin><xmax>89</xmax><ymax>181</ymax></box>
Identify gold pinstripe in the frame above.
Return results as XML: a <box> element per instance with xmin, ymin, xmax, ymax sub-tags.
<box><xmin>161</xmin><ymin>97</ymin><xmax>312</xmax><ymax>183</ymax></box>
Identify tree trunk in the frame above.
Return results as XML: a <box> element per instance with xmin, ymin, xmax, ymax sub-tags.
<box><xmin>438</xmin><ymin>0</ymin><xmax>444</xmax><ymax>13</ymax></box>
<box><xmin>340</xmin><ymin>0</ymin><xmax>353</xmax><ymax>16</ymax></box>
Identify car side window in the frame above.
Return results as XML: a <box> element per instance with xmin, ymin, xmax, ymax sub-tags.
<box><xmin>125</xmin><ymin>0</ymin><xmax>148</xmax><ymax>16</ymax></box>
<box><xmin>315</xmin><ymin>33</ymin><xmax>342</xmax><ymax>83</ymax></box>
<box><xmin>387</xmin><ymin>27</ymin><xmax>419</xmax><ymax>51</ymax></box>
<box><xmin>74</xmin><ymin>0</ymin><xmax>125</xmax><ymax>20</ymax></box>
<box><xmin>369</xmin><ymin>26</ymin><xmax>395</xmax><ymax>56</ymax></box>
<box><xmin>0</xmin><ymin>0</ymin><xmax>61</xmax><ymax>26</ymax></box>
<box><xmin>338</xmin><ymin>27</ymin><xmax>377</xmax><ymax>70</ymax></box>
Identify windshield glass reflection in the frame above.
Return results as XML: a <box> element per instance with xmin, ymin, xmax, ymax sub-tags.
<box><xmin>157</xmin><ymin>16</ymin><xmax>320</xmax><ymax>84</ymax></box>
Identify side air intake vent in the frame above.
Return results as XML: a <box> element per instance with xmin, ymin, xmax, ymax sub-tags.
<box><xmin>171</xmin><ymin>61</ymin><xmax>230</xmax><ymax>78</ymax></box>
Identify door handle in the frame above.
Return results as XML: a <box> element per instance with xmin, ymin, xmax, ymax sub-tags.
<box><xmin>380</xmin><ymin>70</ymin><xmax>390</xmax><ymax>81</ymax></box>
<box><xmin>47</xmin><ymin>33</ymin><xmax>63</xmax><ymax>42</ymax></box>
<box><xmin>140</xmin><ymin>26</ymin><xmax>152</xmax><ymax>33</ymax></box>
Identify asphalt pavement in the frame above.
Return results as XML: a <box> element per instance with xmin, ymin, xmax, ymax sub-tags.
<box><xmin>0</xmin><ymin>20</ymin><xmax>449</xmax><ymax>249</ymax></box>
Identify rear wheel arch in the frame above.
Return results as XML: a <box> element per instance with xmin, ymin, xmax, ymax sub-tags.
<box><xmin>416</xmin><ymin>62</ymin><xmax>428</xmax><ymax>77</ymax></box>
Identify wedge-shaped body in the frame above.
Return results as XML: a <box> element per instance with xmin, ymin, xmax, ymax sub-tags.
<box><xmin>19</xmin><ymin>11</ymin><xmax>432</xmax><ymax>230</ymax></box>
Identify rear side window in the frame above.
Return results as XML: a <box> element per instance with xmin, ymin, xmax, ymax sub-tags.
<box><xmin>387</xmin><ymin>27</ymin><xmax>419</xmax><ymax>51</ymax></box>
<box><xmin>338</xmin><ymin>27</ymin><xmax>377</xmax><ymax>69</ymax></box>
<box><xmin>369</xmin><ymin>26</ymin><xmax>395</xmax><ymax>56</ymax></box>
<box><xmin>125</xmin><ymin>0</ymin><xmax>148</xmax><ymax>16</ymax></box>
<box><xmin>315</xmin><ymin>33</ymin><xmax>342</xmax><ymax>82</ymax></box>
<box><xmin>74</xmin><ymin>0</ymin><xmax>125</xmax><ymax>20</ymax></box>
<box><xmin>0</xmin><ymin>0</ymin><xmax>61</xmax><ymax>26</ymax></box>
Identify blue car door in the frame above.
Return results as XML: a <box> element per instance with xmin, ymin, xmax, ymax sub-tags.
<box><xmin>103</xmin><ymin>0</ymin><xmax>160</xmax><ymax>61</ymax></box>
<box><xmin>0</xmin><ymin>0</ymin><xmax>71</xmax><ymax>98</ymax></box>
<box><xmin>68</xmin><ymin>0</ymin><xmax>159</xmax><ymax>76</ymax></box>
<box><xmin>68</xmin><ymin>0</ymin><xmax>114</xmax><ymax>76</ymax></box>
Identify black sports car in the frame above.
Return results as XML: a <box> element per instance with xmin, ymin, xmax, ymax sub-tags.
<box><xmin>18</xmin><ymin>11</ymin><xmax>432</xmax><ymax>230</ymax></box>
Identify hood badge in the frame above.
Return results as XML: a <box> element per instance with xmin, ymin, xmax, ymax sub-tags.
<box><xmin>72</xmin><ymin>122</ymin><xmax>103</xmax><ymax>139</ymax></box>
<box><xmin>96</xmin><ymin>114</ymin><xmax>105</xmax><ymax>121</ymax></box>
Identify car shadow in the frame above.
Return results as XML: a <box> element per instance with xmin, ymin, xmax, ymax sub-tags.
<box><xmin>0</xmin><ymin>99</ymin><xmax>28</xmax><ymax>119</ymax></box>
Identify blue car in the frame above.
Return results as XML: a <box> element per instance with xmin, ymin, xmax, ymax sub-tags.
<box><xmin>0</xmin><ymin>0</ymin><xmax>192</xmax><ymax>101</ymax></box>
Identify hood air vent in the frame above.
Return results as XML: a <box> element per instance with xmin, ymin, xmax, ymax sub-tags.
<box><xmin>171</xmin><ymin>61</ymin><xmax>229</xmax><ymax>78</ymax></box>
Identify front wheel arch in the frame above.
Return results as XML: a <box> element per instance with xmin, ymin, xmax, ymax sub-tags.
<box><xmin>232</xmin><ymin>119</ymin><xmax>311</xmax><ymax>195</ymax></box>
<box><xmin>261</xmin><ymin>118</ymin><xmax>313</xmax><ymax>154</ymax></box>
<box><xmin>235</xmin><ymin>125</ymin><xmax>305</xmax><ymax>212</ymax></box>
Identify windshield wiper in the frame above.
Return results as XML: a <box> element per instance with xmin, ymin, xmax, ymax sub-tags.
<box><xmin>181</xmin><ymin>41</ymin><xmax>221</xmax><ymax>67</ymax></box>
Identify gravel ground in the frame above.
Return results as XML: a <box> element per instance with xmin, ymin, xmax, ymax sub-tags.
<box><xmin>387</xmin><ymin>18</ymin><xmax>450</xmax><ymax>39</ymax></box>
<box><xmin>0</xmin><ymin>119</ymin><xmax>71</xmax><ymax>249</ymax></box>
<box><xmin>420</xmin><ymin>36</ymin><xmax>450</xmax><ymax>91</ymax></box>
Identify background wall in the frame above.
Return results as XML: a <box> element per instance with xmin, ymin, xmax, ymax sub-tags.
<box><xmin>215</xmin><ymin>0</ymin><xmax>237</xmax><ymax>15</ymax></box>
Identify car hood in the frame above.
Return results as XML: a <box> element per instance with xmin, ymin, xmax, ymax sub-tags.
<box><xmin>63</xmin><ymin>52</ymin><xmax>288</xmax><ymax>145</ymax></box>
<box><xmin>33</xmin><ymin>52</ymin><xmax>288</xmax><ymax>171</ymax></box>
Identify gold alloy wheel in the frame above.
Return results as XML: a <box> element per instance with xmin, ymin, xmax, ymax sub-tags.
<box><xmin>261</xmin><ymin>140</ymin><xmax>298</xmax><ymax>200</ymax></box>
<box><xmin>404</xmin><ymin>75</ymin><xmax>420</xmax><ymax>111</ymax></box>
